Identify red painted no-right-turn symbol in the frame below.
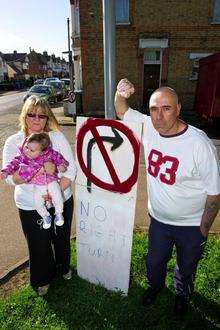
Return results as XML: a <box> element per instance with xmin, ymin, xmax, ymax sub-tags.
<box><xmin>76</xmin><ymin>118</ymin><xmax>140</xmax><ymax>193</ymax></box>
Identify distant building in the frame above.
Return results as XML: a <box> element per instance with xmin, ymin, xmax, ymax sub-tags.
<box><xmin>28</xmin><ymin>50</ymin><xmax>48</xmax><ymax>78</ymax></box>
<box><xmin>28</xmin><ymin>50</ymin><xmax>69</xmax><ymax>78</ymax></box>
<box><xmin>75</xmin><ymin>0</ymin><xmax>220</xmax><ymax>115</ymax></box>
<box><xmin>2</xmin><ymin>51</ymin><xmax>29</xmax><ymax>80</ymax></box>
<box><xmin>0</xmin><ymin>53</ymin><xmax>8</xmax><ymax>82</ymax></box>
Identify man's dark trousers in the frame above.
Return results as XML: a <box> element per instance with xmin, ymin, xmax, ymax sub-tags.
<box><xmin>146</xmin><ymin>216</ymin><xmax>207</xmax><ymax>297</ymax></box>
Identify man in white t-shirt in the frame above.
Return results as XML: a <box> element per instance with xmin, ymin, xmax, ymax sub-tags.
<box><xmin>115</xmin><ymin>78</ymin><xmax>220</xmax><ymax>315</ymax></box>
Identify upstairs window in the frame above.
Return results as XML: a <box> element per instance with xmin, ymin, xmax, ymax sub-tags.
<box><xmin>73</xmin><ymin>0</ymin><xmax>80</xmax><ymax>36</ymax></box>
<box><xmin>213</xmin><ymin>0</ymin><xmax>220</xmax><ymax>23</ymax></box>
<box><xmin>116</xmin><ymin>0</ymin><xmax>129</xmax><ymax>24</ymax></box>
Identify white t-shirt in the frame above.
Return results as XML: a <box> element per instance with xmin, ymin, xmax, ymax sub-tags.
<box><xmin>2</xmin><ymin>131</ymin><xmax>77</xmax><ymax>210</ymax></box>
<box><xmin>124</xmin><ymin>108</ymin><xmax>220</xmax><ymax>226</ymax></box>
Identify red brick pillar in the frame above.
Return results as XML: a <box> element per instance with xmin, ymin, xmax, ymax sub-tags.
<box><xmin>161</xmin><ymin>48</ymin><xmax>169</xmax><ymax>85</ymax></box>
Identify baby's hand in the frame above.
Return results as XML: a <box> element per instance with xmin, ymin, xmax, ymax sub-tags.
<box><xmin>43</xmin><ymin>192</ymin><xmax>52</xmax><ymax>202</ymax></box>
<box><xmin>0</xmin><ymin>171</ymin><xmax>7</xmax><ymax>180</ymax></box>
<box><xmin>117</xmin><ymin>78</ymin><xmax>135</xmax><ymax>99</ymax></box>
<box><xmin>58</xmin><ymin>165</ymin><xmax>67</xmax><ymax>173</ymax></box>
<box><xmin>38</xmin><ymin>167</ymin><xmax>45</xmax><ymax>174</ymax></box>
<box><xmin>44</xmin><ymin>161</ymin><xmax>56</xmax><ymax>175</ymax></box>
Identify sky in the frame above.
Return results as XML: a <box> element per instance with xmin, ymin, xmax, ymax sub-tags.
<box><xmin>0</xmin><ymin>0</ymin><xmax>71</xmax><ymax>59</ymax></box>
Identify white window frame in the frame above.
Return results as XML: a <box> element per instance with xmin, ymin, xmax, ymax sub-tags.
<box><xmin>139</xmin><ymin>39</ymin><xmax>168</xmax><ymax>49</ymax></box>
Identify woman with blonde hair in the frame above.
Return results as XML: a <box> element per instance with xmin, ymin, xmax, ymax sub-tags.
<box><xmin>2</xmin><ymin>95</ymin><xmax>76</xmax><ymax>296</ymax></box>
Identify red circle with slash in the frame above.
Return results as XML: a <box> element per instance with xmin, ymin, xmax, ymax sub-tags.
<box><xmin>76</xmin><ymin>118</ymin><xmax>140</xmax><ymax>193</ymax></box>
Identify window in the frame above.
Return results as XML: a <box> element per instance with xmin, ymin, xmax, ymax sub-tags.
<box><xmin>73</xmin><ymin>0</ymin><xmax>80</xmax><ymax>37</ymax></box>
<box><xmin>116</xmin><ymin>0</ymin><xmax>129</xmax><ymax>24</ymax></box>
<box><xmin>23</xmin><ymin>63</ymin><xmax>28</xmax><ymax>70</ymax></box>
<box><xmin>144</xmin><ymin>50</ymin><xmax>161</xmax><ymax>64</ymax></box>
<box><xmin>189</xmin><ymin>53</ymin><xmax>212</xmax><ymax>80</ymax></box>
<box><xmin>213</xmin><ymin>0</ymin><xmax>220</xmax><ymax>23</ymax></box>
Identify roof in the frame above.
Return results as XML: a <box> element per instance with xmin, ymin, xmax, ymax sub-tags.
<box><xmin>7</xmin><ymin>63</ymin><xmax>23</xmax><ymax>74</ymax></box>
<box><xmin>3</xmin><ymin>52</ymin><xmax>28</xmax><ymax>63</ymax></box>
<box><xmin>28</xmin><ymin>51</ymin><xmax>47</xmax><ymax>65</ymax></box>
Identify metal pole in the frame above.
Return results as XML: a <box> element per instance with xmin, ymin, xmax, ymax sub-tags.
<box><xmin>102</xmin><ymin>0</ymin><xmax>116</xmax><ymax>119</ymax></box>
<box><xmin>67</xmin><ymin>17</ymin><xmax>74</xmax><ymax>91</ymax></box>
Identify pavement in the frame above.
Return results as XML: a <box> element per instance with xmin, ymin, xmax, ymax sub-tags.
<box><xmin>0</xmin><ymin>89</ymin><xmax>27</xmax><ymax>97</ymax></box>
<box><xmin>0</xmin><ymin>106</ymin><xmax>219</xmax><ymax>281</ymax></box>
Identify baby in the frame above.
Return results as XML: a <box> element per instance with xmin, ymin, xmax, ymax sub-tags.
<box><xmin>1</xmin><ymin>133</ymin><xmax>69</xmax><ymax>229</ymax></box>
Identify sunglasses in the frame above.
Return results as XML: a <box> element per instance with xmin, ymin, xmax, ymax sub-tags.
<box><xmin>27</xmin><ymin>113</ymin><xmax>48</xmax><ymax>120</ymax></box>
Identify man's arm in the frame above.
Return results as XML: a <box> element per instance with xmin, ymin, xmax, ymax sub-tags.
<box><xmin>114</xmin><ymin>91</ymin><xmax>129</xmax><ymax>120</ymax></box>
<box><xmin>200</xmin><ymin>194</ymin><xmax>220</xmax><ymax>237</ymax></box>
<box><xmin>114</xmin><ymin>78</ymin><xmax>135</xmax><ymax>119</ymax></box>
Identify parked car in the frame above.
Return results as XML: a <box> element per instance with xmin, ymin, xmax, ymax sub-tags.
<box><xmin>61</xmin><ymin>78</ymin><xmax>71</xmax><ymax>90</ymax></box>
<box><xmin>23</xmin><ymin>84</ymin><xmax>56</xmax><ymax>103</ymax></box>
<box><xmin>44</xmin><ymin>80</ymin><xmax>66</xmax><ymax>101</ymax></box>
<box><xmin>34</xmin><ymin>79</ymin><xmax>45</xmax><ymax>85</ymax></box>
<box><xmin>44</xmin><ymin>77</ymin><xmax>60</xmax><ymax>85</ymax></box>
<box><xmin>60</xmin><ymin>80</ymin><xmax>68</xmax><ymax>98</ymax></box>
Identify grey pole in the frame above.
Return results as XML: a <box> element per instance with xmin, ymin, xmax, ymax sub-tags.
<box><xmin>102</xmin><ymin>0</ymin><xmax>116</xmax><ymax>119</ymax></box>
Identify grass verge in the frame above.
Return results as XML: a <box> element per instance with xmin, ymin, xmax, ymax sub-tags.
<box><xmin>0</xmin><ymin>232</ymin><xmax>219</xmax><ymax>329</ymax></box>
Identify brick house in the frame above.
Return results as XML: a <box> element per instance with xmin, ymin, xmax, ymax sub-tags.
<box><xmin>28</xmin><ymin>50</ymin><xmax>69</xmax><ymax>79</ymax></box>
<box><xmin>76</xmin><ymin>0</ymin><xmax>220</xmax><ymax>116</ymax></box>
<box><xmin>28</xmin><ymin>50</ymin><xmax>48</xmax><ymax>78</ymax></box>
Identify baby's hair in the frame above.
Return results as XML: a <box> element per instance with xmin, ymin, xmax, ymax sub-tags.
<box><xmin>26</xmin><ymin>133</ymin><xmax>50</xmax><ymax>151</ymax></box>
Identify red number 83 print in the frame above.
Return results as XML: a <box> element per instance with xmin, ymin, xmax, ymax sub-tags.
<box><xmin>148</xmin><ymin>149</ymin><xmax>179</xmax><ymax>185</ymax></box>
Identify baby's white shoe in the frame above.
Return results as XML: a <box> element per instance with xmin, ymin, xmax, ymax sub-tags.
<box><xmin>42</xmin><ymin>215</ymin><xmax>52</xmax><ymax>229</ymax></box>
<box><xmin>54</xmin><ymin>213</ymin><xmax>64</xmax><ymax>226</ymax></box>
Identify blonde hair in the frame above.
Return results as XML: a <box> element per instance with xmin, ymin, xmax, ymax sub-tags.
<box><xmin>19</xmin><ymin>95</ymin><xmax>60</xmax><ymax>136</ymax></box>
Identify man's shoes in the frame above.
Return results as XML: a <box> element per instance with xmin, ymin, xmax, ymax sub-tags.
<box><xmin>42</xmin><ymin>215</ymin><xmax>52</xmax><ymax>229</ymax></box>
<box><xmin>38</xmin><ymin>284</ymin><xmax>50</xmax><ymax>296</ymax></box>
<box><xmin>54</xmin><ymin>213</ymin><xmax>64</xmax><ymax>226</ymax></box>
<box><xmin>63</xmin><ymin>270</ymin><xmax>72</xmax><ymax>280</ymax></box>
<box><xmin>142</xmin><ymin>287</ymin><xmax>159</xmax><ymax>308</ymax></box>
<box><xmin>174</xmin><ymin>294</ymin><xmax>189</xmax><ymax>316</ymax></box>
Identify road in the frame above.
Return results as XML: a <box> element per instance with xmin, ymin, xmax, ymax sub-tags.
<box><xmin>0</xmin><ymin>91</ymin><xmax>26</xmax><ymax>114</ymax></box>
<box><xmin>0</xmin><ymin>92</ymin><xmax>26</xmax><ymax>158</ymax></box>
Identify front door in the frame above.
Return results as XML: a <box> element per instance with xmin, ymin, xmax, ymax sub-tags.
<box><xmin>142</xmin><ymin>64</ymin><xmax>160</xmax><ymax>112</ymax></box>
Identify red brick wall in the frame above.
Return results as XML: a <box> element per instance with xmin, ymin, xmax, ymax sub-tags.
<box><xmin>79</xmin><ymin>0</ymin><xmax>220</xmax><ymax>114</ymax></box>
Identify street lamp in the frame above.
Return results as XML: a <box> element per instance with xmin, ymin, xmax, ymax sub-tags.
<box><xmin>62</xmin><ymin>17</ymin><xmax>74</xmax><ymax>91</ymax></box>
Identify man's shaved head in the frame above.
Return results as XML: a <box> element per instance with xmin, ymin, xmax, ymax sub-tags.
<box><xmin>148</xmin><ymin>86</ymin><xmax>183</xmax><ymax>135</ymax></box>
<box><xmin>150</xmin><ymin>86</ymin><xmax>179</xmax><ymax>105</ymax></box>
